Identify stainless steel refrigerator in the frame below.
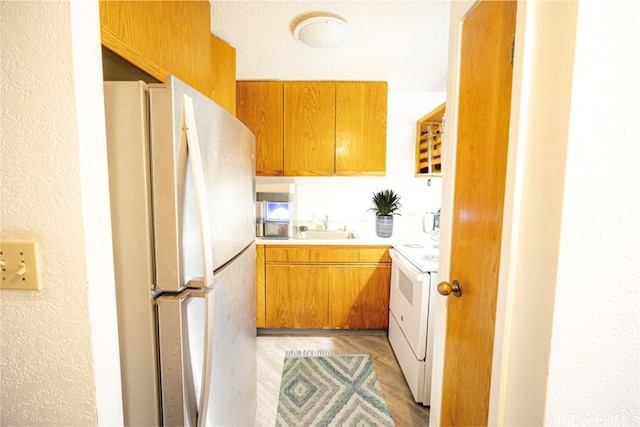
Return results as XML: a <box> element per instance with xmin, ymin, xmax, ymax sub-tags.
<box><xmin>103</xmin><ymin>76</ymin><xmax>256</xmax><ymax>426</ymax></box>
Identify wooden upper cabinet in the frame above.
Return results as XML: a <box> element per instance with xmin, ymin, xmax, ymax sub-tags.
<box><xmin>210</xmin><ymin>35</ymin><xmax>237</xmax><ymax>115</ymax></box>
<box><xmin>99</xmin><ymin>1</ymin><xmax>212</xmax><ymax>96</ymax></box>
<box><xmin>236</xmin><ymin>80</ymin><xmax>388</xmax><ymax>176</ymax></box>
<box><xmin>236</xmin><ymin>81</ymin><xmax>284</xmax><ymax>176</ymax></box>
<box><xmin>284</xmin><ymin>82</ymin><xmax>336</xmax><ymax>176</ymax></box>
<box><xmin>336</xmin><ymin>81</ymin><xmax>388</xmax><ymax>176</ymax></box>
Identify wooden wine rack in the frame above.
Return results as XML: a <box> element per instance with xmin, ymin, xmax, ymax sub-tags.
<box><xmin>415</xmin><ymin>102</ymin><xmax>445</xmax><ymax>176</ymax></box>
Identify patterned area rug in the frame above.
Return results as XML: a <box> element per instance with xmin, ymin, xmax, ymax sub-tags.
<box><xmin>275</xmin><ymin>353</ymin><xmax>395</xmax><ymax>426</ymax></box>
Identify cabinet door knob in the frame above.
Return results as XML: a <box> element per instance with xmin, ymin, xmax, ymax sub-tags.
<box><xmin>437</xmin><ymin>279</ymin><xmax>462</xmax><ymax>298</ymax></box>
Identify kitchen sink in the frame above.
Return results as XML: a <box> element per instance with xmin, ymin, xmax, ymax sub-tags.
<box><xmin>293</xmin><ymin>230</ymin><xmax>359</xmax><ymax>240</ymax></box>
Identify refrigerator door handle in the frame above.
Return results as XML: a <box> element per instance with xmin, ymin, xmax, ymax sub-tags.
<box><xmin>157</xmin><ymin>288</ymin><xmax>215</xmax><ymax>427</ymax></box>
<box><xmin>182</xmin><ymin>95</ymin><xmax>214</xmax><ymax>289</ymax></box>
<box><xmin>189</xmin><ymin>288</ymin><xmax>215</xmax><ymax>427</ymax></box>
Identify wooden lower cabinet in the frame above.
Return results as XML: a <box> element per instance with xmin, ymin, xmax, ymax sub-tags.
<box><xmin>261</xmin><ymin>245</ymin><xmax>391</xmax><ymax>329</ymax></box>
<box><xmin>265</xmin><ymin>265</ymin><xmax>330</xmax><ymax>329</ymax></box>
<box><xmin>329</xmin><ymin>264</ymin><xmax>391</xmax><ymax>329</ymax></box>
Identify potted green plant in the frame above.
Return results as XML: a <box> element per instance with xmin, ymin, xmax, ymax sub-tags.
<box><xmin>369</xmin><ymin>189</ymin><xmax>402</xmax><ymax>238</ymax></box>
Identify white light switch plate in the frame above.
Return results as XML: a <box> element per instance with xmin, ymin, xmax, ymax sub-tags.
<box><xmin>0</xmin><ymin>240</ymin><xmax>41</xmax><ymax>290</ymax></box>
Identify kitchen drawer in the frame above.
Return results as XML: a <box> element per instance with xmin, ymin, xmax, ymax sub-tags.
<box><xmin>265</xmin><ymin>245</ymin><xmax>391</xmax><ymax>263</ymax></box>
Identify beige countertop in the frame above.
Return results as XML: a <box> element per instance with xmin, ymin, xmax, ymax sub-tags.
<box><xmin>256</xmin><ymin>235</ymin><xmax>395</xmax><ymax>246</ymax></box>
<box><xmin>256</xmin><ymin>218</ymin><xmax>439</xmax><ymax>246</ymax></box>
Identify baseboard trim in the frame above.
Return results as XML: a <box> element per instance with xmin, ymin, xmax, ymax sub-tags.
<box><xmin>257</xmin><ymin>328</ymin><xmax>388</xmax><ymax>337</ymax></box>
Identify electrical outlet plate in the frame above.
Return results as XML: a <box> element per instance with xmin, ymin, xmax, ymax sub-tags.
<box><xmin>0</xmin><ymin>240</ymin><xmax>41</xmax><ymax>290</ymax></box>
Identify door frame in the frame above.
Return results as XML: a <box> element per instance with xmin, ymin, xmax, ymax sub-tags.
<box><xmin>431</xmin><ymin>1</ymin><xmax>579</xmax><ymax>425</ymax></box>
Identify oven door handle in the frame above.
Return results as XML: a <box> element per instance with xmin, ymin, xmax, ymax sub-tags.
<box><xmin>390</xmin><ymin>249</ymin><xmax>425</xmax><ymax>281</ymax></box>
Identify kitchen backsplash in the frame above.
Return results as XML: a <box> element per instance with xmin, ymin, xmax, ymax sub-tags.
<box><xmin>257</xmin><ymin>175</ymin><xmax>441</xmax><ymax>235</ymax></box>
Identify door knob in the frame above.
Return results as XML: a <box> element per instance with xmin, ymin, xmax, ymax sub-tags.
<box><xmin>437</xmin><ymin>279</ymin><xmax>462</xmax><ymax>297</ymax></box>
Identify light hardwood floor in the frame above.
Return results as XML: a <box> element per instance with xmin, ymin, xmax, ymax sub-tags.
<box><xmin>255</xmin><ymin>332</ymin><xmax>430</xmax><ymax>426</ymax></box>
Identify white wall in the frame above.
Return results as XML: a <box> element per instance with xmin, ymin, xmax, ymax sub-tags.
<box><xmin>70</xmin><ymin>1</ymin><xmax>123</xmax><ymax>424</ymax></box>
<box><xmin>0</xmin><ymin>1</ymin><xmax>122</xmax><ymax>425</ymax></box>
<box><xmin>544</xmin><ymin>0</ymin><xmax>640</xmax><ymax>424</ymax></box>
<box><xmin>492</xmin><ymin>0</ymin><xmax>640</xmax><ymax>425</ymax></box>
<box><xmin>491</xmin><ymin>1</ymin><xmax>579</xmax><ymax>425</ymax></box>
<box><xmin>257</xmin><ymin>91</ymin><xmax>445</xmax><ymax>236</ymax></box>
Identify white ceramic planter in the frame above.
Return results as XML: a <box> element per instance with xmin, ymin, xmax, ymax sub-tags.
<box><xmin>375</xmin><ymin>215</ymin><xmax>394</xmax><ymax>238</ymax></box>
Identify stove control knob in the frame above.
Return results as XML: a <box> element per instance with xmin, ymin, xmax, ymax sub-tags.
<box><xmin>438</xmin><ymin>280</ymin><xmax>462</xmax><ymax>298</ymax></box>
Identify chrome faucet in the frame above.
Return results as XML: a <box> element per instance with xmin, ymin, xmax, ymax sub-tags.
<box><xmin>321</xmin><ymin>215</ymin><xmax>329</xmax><ymax>230</ymax></box>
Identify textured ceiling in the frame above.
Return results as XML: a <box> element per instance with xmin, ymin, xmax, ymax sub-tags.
<box><xmin>210</xmin><ymin>1</ymin><xmax>450</xmax><ymax>92</ymax></box>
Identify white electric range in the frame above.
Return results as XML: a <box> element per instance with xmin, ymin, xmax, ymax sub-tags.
<box><xmin>393</xmin><ymin>241</ymin><xmax>439</xmax><ymax>272</ymax></box>
<box><xmin>388</xmin><ymin>240</ymin><xmax>439</xmax><ymax>406</ymax></box>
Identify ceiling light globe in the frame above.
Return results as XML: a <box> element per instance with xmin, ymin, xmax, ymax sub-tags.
<box><xmin>294</xmin><ymin>16</ymin><xmax>350</xmax><ymax>48</ymax></box>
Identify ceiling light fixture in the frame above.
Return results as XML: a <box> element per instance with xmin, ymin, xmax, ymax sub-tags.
<box><xmin>293</xmin><ymin>16</ymin><xmax>350</xmax><ymax>48</ymax></box>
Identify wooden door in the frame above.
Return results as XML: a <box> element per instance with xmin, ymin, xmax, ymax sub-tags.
<box><xmin>329</xmin><ymin>264</ymin><xmax>391</xmax><ymax>329</ymax></box>
<box><xmin>284</xmin><ymin>81</ymin><xmax>336</xmax><ymax>176</ymax></box>
<box><xmin>236</xmin><ymin>81</ymin><xmax>284</xmax><ymax>176</ymax></box>
<box><xmin>440</xmin><ymin>1</ymin><xmax>517</xmax><ymax>425</ymax></box>
<box><xmin>335</xmin><ymin>82</ymin><xmax>387</xmax><ymax>176</ymax></box>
